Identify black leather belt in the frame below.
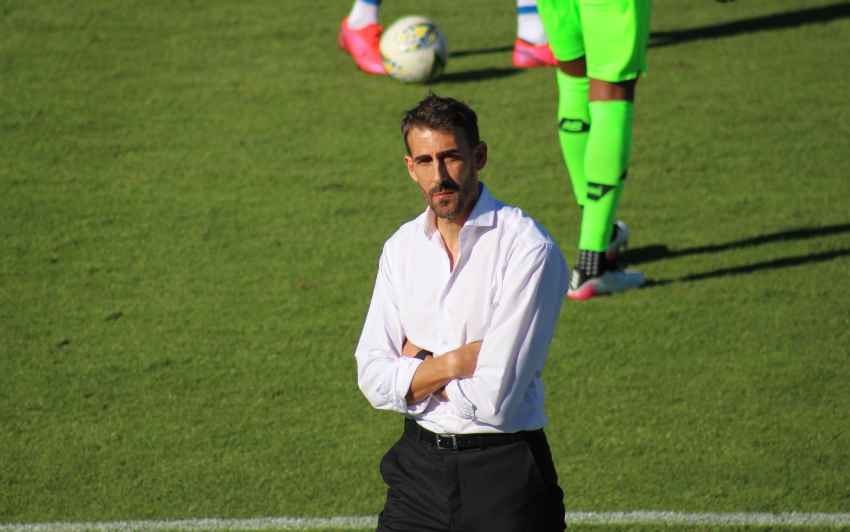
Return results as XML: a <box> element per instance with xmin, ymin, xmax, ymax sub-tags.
<box><xmin>404</xmin><ymin>418</ymin><xmax>539</xmax><ymax>451</ymax></box>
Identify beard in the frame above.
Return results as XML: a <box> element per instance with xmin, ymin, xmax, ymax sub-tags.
<box><xmin>428</xmin><ymin>176</ymin><xmax>476</xmax><ymax>220</ymax></box>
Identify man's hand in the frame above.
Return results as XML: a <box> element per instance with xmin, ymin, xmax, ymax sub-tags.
<box><xmin>433</xmin><ymin>340</ymin><xmax>481</xmax><ymax>401</ymax></box>
<box><xmin>445</xmin><ymin>340</ymin><xmax>481</xmax><ymax>379</ymax></box>
<box><xmin>402</xmin><ymin>338</ymin><xmax>481</xmax><ymax>378</ymax></box>
<box><xmin>403</xmin><ymin>339</ymin><xmax>482</xmax><ymax>405</ymax></box>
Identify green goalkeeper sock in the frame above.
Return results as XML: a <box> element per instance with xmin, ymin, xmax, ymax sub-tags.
<box><xmin>556</xmin><ymin>70</ymin><xmax>590</xmax><ymax>208</ymax></box>
<box><xmin>579</xmin><ymin>99</ymin><xmax>633</xmax><ymax>252</ymax></box>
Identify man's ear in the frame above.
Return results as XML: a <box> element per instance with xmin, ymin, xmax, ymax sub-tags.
<box><xmin>404</xmin><ymin>155</ymin><xmax>417</xmax><ymax>182</ymax></box>
<box><xmin>474</xmin><ymin>142</ymin><xmax>488</xmax><ymax>171</ymax></box>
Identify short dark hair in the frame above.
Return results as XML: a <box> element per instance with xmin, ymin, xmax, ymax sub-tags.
<box><xmin>401</xmin><ymin>93</ymin><xmax>480</xmax><ymax>154</ymax></box>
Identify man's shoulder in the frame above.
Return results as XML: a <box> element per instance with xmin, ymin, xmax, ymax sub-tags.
<box><xmin>492</xmin><ymin>201</ymin><xmax>557</xmax><ymax>251</ymax></box>
<box><xmin>381</xmin><ymin>215</ymin><xmax>425</xmax><ymax>256</ymax></box>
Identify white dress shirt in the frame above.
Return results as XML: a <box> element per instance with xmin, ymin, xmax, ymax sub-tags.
<box><xmin>355</xmin><ymin>183</ymin><xmax>568</xmax><ymax>434</ymax></box>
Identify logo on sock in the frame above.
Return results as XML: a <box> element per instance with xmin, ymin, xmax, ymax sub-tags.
<box><xmin>559</xmin><ymin>118</ymin><xmax>590</xmax><ymax>133</ymax></box>
<box><xmin>586</xmin><ymin>182</ymin><xmax>617</xmax><ymax>201</ymax></box>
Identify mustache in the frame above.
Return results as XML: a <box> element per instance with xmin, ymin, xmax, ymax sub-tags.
<box><xmin>429</xmin><ymin>179</ymin><xmax>460</xmax><ymax>195</ymax></box>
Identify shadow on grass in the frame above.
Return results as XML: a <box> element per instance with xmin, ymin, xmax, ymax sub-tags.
<box><xmin>643</xmin><ymin>248</ymin><xmax>850</xmax><ymax>288</ymax></box>
<box><xmin>650</xmin><ymin>2</ymin><xmax>850</xmax><ymax>48</ymax></box>
<box><xmin>627</xmin><ymin>222</ymin><xmax>850</xmax><ymax>288</ymax></box>
<box><xmin>624</xmin><ymin>223</ymin><xmax>850</xmax><ymax>266</ymax></box>
<box><xmin>432</xmin><ymin>67</ymin><xmax>521</xmax><ymax>84</ymax></box>
<box><xmin>448</xmin><ymin>45</ymin><xmax>512</xmax><ymax>59</ymax></box>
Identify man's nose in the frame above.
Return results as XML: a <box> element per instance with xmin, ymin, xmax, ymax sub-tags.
<box><xmin>436</xmin><ymin>158</ymin><xmax>450</xmax><ymax>181</ymax></box>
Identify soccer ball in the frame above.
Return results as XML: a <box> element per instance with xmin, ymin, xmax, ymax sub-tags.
<box><xmin>380</xmin><ymin>16</ymin><xmax>448</xmax><ymax>83</ymax></box>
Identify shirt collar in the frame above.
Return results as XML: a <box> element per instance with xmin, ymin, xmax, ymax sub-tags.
<box><xmin>416</xmin><ymin>182</ymin><xmax>497</xmax><ymax>237</ymax></box>
<box><xmin>465</xmin><ymin>182</ymin><xmax>497</xmax><ymax>229</ymax></box>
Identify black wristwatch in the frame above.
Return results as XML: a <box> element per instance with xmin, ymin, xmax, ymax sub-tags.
<box><xmin>414</xmin><ymin>349</ymin><xmax>432</xmax><ymax>360</ymax></box>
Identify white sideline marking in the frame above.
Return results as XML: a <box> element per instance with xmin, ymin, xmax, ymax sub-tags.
<box><xmin>2</xmin><ymin>512</ymin><xmax>850</xmax><ymax>531</ymax></box>
<box><xmin>569</xmin><ymin>511</ymin><xmax>850</xmax><ymax>527</ymax></box>
<box><xmin>0</xmin><ymin>517</ymin><xmax>377</xmax><ymax>531</ymax></box>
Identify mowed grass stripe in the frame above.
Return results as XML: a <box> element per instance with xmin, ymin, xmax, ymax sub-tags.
<box><xmin>3</xmin><ymin>512</ymin><xmax>850</xmax><ymax>531</ymax></box>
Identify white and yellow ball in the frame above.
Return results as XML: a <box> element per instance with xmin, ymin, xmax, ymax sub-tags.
<box><xmin>380</xmin><ymin>16</ymin><xmax>448</xmax><ymax>83</ymax></box>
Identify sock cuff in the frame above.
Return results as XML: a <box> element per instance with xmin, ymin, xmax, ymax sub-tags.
<box><xmin>557</xmin><ymin>71</ymin><xmax>590</xmax><ymax>122</ymax></box>
<box><xmin>557</xmin><ymin>70</ymin><xmax>589</xmax><ymax>91</ymax></box>
<box><xmin>517</xmin><ymin>5</ymin><xmax>539</xmax><ymax>15</ymax></box>
<box><xmin>589</xmin><ymin>99</ymin><xmax>634</xmax><ymax>114</ymax></box>
<box><xmin>588</xmin><ymin>100</ymin><xmax>634</xmax><ymax>131</ymax></box>
<box><xmin>358</xmin><ymin>0</ymin><xmax>381</xmax><ymax>5</ymax></box>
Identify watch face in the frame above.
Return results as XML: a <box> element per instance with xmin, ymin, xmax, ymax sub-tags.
<box><xmin>416</xmin><ymin>350</ymin><xmax>431</xmax><ymax>360</ymax></box>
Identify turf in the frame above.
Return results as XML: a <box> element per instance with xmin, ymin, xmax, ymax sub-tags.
<box><xmin>1</xmin><ymin>0</ymin><xmax>849</xmax><ymax>530</ymax></box>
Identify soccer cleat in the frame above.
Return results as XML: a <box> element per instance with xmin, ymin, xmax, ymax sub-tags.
<box><xmin>338</xmin><ymin>18</ymin><xmax>386</xmax><ymax>75</ymax></box>
<box><xmin>606</xmin><ymin>220</ymin><xmax>630</xmax><ymax>262</ymax></box>
<box><xmin>567</xmin><ymin>266</ymin><xmax>645</xmax><ymax>301</ymax></box>
<box><xmin>511</xmin><ymin>38</ymin><xmax>557</xmax><ymax>68</ymax></box>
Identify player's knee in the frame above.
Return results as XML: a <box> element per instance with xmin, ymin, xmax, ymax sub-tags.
<box><xmin>589</xmin><ymin>78</ymin><xmax>637</xmax><ymax>101</ymax></box>
<box><xmin>558</xmin><ymin>57</ymin><xmax>586</xmax><ymax>77</ymax></box>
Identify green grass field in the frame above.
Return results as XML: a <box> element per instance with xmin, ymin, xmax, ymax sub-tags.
<box><xmin>2</xmin><ymin>0</ymin><xmax>849</xmax><ymax>530</ymax></box>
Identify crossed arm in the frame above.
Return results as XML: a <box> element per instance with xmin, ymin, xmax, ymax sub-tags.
<box><xmin>402</xmin><ymin>339</ymin><xmax>481</xmax><ymax>405</ymax></box>
<box><xmin>356</xmin><ymin>240</ymin><xmax>565</xmax><ymax>421</ymax></box>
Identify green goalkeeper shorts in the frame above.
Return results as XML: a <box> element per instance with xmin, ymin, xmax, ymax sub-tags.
<box><xmin>538</xmin><ymin>0</ymin><xmax>652</xmax><ymax>82</ymax></box>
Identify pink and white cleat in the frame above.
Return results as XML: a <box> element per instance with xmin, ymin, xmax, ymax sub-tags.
<box><xmin>566</xmin><ymin>267</ymin><xmax>645</xmax><ymax>301</ymax></box>
<box><xmin>338</xmin><ymin>18</ymin><xmax>386</xmax><ymax>75</ymax></box>
<box><xmin>511</xmin><ymin>38</ymin><xmax>557</xmax><ymax>68</ymax></box>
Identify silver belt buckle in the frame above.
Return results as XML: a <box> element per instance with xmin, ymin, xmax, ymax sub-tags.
<box><xmin>436</xmin><ymin>433</ymin><xmax>458</xmax><ymax>450</ymax></box>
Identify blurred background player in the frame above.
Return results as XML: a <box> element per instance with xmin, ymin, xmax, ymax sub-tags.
<box><xmin>537</xmin><ymin>0</ymin><xmax>651</xmax><ymax>300</ymax></box>
<box><xmin>339</xmin><ymin>0</ymin><xmax>556</xmax><ymax>74</ymax></box>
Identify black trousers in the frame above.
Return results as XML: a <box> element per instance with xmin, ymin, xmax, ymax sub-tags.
<box><xmin>376</xmin><ymin>421</ymin><xmax>565</xmax><ymax>532</ymax></box>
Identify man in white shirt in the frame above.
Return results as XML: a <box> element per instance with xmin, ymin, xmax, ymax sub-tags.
<box><xmin>355</xmin><ymin>94</ymin><xmax>568</xmax><ymax>532</ymax></box>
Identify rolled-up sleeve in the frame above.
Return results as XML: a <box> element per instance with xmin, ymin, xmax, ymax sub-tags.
<box><xmin>355</xmin><ymin>247</ymin><xmax>432</xmax><ymax>415</ymax></box>
<box><xmin>445</xmin><ymin>242</ymin><xmax>566</xmax><ymax>426</ymax></box>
